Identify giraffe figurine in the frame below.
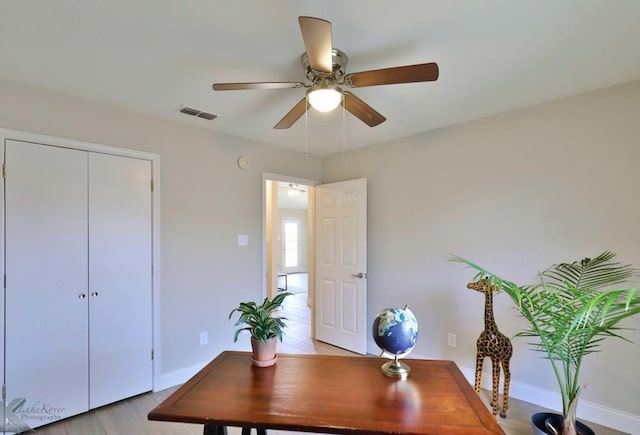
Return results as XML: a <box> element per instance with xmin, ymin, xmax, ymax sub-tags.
<box><xmin>467</xmin><ymin>278</ymin><xmax>513</xmax><ymax>418</ymax></box>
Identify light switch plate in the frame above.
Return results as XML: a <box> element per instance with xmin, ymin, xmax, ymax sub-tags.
<box><xmin>238</xmin><ymin>234</ymin><xmax>249</xmax><ymax>246</ymax></box>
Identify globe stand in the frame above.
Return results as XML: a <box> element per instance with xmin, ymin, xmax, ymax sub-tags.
<box><xmin>381</xmin><ymin>355</ymin><xmax>411</xmax><ymax>379</ymax></box>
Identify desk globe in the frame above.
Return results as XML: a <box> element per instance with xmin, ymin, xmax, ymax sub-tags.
<box><xmin>372</xmin><ymin>306</ymin><xmax>419</xmax><ymax>378</ymax></box>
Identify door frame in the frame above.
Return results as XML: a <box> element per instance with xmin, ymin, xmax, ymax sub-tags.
<box><xmin>0</xmin><ymin>128</ymin><xmax>162</xmax><ymax>391</ymax></box>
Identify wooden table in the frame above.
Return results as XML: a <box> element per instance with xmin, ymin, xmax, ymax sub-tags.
<box><xmin>148</xmin><ymin>351</ymin><xmax>504</xmax><ymax>435</ymax></box>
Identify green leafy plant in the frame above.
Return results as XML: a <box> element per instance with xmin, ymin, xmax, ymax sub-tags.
<box><xmin>450</xmin><ymin>251</ymin><xmax>640</xmax><ymax>435</ymax></box>
<box><xmin>228</xmin><ymin>292</ymin><xmax>293</xmax><ymax>343</ymax></box>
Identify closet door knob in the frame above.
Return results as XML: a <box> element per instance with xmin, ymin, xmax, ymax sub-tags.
<box><xmin>78</xmin><ymin>293</ymin><xmax>86</xmax><ymax>299</ymax></box>
<box><xmin>91</xmin><ymin>291</ymin><xmax>99</xmax><ymax>297</ymax></box>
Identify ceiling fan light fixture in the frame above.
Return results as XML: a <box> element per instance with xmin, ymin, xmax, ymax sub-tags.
<box><xmin>307</xmin><ymin>84</ymin><xmax>342</xmax><ymax>112</ymax></box>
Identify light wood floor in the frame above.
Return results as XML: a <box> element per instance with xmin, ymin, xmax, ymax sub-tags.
<box><xmin>30</xmin><ymin>286</ymin><xmax>626</xmax><ymax>435</ymax></box>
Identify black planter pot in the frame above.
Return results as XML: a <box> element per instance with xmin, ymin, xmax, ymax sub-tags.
<box><xmin>531</xmin><ymin>412</ymin><xmax>595</xmax><ymax>435</ymax></box>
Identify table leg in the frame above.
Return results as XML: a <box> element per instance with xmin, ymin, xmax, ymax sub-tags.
<box><xmin>203</xmin><ymin>425</ymin><xmax>227</xmax><ymax>435</ymax></box>
<box><xmin>203</xmin><ymin>426</ymin><xmax>265</xmax><ymax>435</ymax></box>
<box><xmin>277</xmin><ymin>274</ymin><xmax>287</xmax><ymax>291</ymax></box>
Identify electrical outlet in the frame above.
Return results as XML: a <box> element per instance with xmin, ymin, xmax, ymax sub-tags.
<box><xmin>200</xmin><ymin>331</ymin><xmax>208</xmax><ymax>346</ymax></box>
<box><xmin>447</xmin><ymin>333</ymin><xmax>457</xmax><ymax>348</ymax></box>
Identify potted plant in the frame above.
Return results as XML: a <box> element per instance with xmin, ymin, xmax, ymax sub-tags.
<box><xmin>229</xmin><ymin>292</ymin><xmax>293</xmax><ymax>367</ymax></box>
<box><xmin>450</xmin><ymin>251</ymin><xmax>640</xmax><ymax>435</ymax></box>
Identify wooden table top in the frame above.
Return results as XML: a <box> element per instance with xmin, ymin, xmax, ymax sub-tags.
<box><xmin>148</xmin><ymin>351</ymin><xmax>504</xmax><ymax>435</ymax></box>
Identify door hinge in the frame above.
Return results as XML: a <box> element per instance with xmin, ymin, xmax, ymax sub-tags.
<box><xmin>3</xmin><ymin>274</ymin><xmax>6</xmax><ymax>290</ymax></box>
<box><xmin>151</xmin><ymin>349</ymin><xmax>154</xmax><ymax>360</ymax></box>
<box><xmin>2</xmin><ymin>384</ymin><xmax>6</xmax><ymax>401</ymax></box>
<box><xmin>150</xmin><ymin>179</ymin><xmax>154</xmax><ymax>192</ymax></box>
<box><xmin>2</xmin><ymin>162</ymin><xmax>6</xmax><ymax>179</ymax></box>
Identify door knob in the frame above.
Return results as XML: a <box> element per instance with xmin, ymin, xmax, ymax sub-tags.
<box><xmin>351</xmin><ymin>272</ymin><xmax>365</xmax><ymax>279</ymax></box>
<box><xmin>91</xmin><ymin>291</ymin><xmax>99</xmax><ymax>297</ymax></box>
<box><xmin>78</xmin><ymin>293</ymin><xmax>86</xmax><ymax>299</ymax></box>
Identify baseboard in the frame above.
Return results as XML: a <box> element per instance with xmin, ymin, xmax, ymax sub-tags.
<box><xmin>154</xmin><ymin>361</ymin><xmax>207</xmax><ymax>392</ymax></box>
<box><xmin>458</xmin><ymin>365</ymin><xmax>640</xmax><ymax>434</ymax></box>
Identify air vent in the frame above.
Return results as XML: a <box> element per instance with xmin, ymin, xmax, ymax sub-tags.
<box><xmin>179</xmin><ymin>106</ymin><xmax>217</xmax><ymax>120</ymax></box>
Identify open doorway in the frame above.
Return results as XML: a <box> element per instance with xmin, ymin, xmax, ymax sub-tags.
<box><xmin>278</xmin><ymin>184</ymin><xmax>309</xmax><ymax>297</ymax></box>
<box><xmin>263</xmin><ymin>174</ymin><xmax>369</xmax><ymax>355</ymax></box>
<box><xmin>263</xmin><ymin>174</ymin><xmax>317</xmax><ymax>348</ymax></box>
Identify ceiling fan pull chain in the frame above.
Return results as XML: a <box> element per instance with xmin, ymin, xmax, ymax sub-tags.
<box><xmin>304</xmin><ymin>96</ymin><xmax>309</xmax><ymax>160</ymax></box>
<box><xmin>342</xmin><ymin>97</ymin><xmax>346</xmax><ymax>155</ymax></box>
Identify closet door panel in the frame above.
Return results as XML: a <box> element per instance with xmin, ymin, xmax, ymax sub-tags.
<box><xmin>4</xmin><ymin>140</ymin><xmax>89</xmax><ymax>428</ymax></box>
<box><xmin>88</xmin><ymin>153</ymin><xmax>152</xmax><ymax>409</ymax></box>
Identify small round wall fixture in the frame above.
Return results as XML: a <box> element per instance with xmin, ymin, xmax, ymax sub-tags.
<box><xmin>372</xmin><ymin>305</ymin><xmax>419</xmax><ymax>379</ymax></box>
<box><xmin>237</xmin><ymin>156</ymin><xmax>249</xmax><ymax>170</ymax></box>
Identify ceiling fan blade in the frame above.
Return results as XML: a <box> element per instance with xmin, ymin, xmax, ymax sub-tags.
<box><xmin>344</xmin><ymin>63</ymin><xmax>439</xmax><ymax>88</ymax></box>
<box><xmin>274</xmin><ymin>98</ymin><xmax>308</xmax><ymax>129</ymax></box>
<box><xmin>213</xmin><ymin>82</ymin><xmax>305</xmax><ymax>91</ymax></box>
<box><xmin>342</xmin><ymin>92</ymin><xmax>386</xmax><ymax>127</ymax></box>
<box><xmin>298</xmin><ymin>16</ymin><xmax>333</xmax><ymax>74</ymax></box>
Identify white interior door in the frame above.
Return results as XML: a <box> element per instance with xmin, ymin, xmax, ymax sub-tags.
<box><xmin>88</xmin><ymin>153</ymin><xmax>153</xmax><ymax>408</ymax></box>
<box><xmin>4</xmin><ymin>140</ymin><xmax>90</xmax><ymax>430</ymax></box>
<box><xmin>315</xmin><ymin>178</ymin><xmax>367</xmax><ymax>354</ymax></box>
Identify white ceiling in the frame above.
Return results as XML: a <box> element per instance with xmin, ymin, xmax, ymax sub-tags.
<box><xmin>2</xmin><ymin>1</ymin><xmax>640</xmax><ymax>157</ymax></box>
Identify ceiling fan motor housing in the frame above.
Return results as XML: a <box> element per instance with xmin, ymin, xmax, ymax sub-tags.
<box><xmin>302</xmin><ymin>48</ymin><xmax>348</xmax><ymax>83</ymax></box>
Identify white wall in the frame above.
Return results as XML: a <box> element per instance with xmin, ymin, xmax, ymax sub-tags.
<box><xmin>0</xmin><ymin>79</ymin><xmax>323</xmax><ymax>386</ymax></box>
<box><xmin>3</xmin><ymin>76</ymin><xmax>639</xmax><ymax>431</ymax></box>
<box><xmin>322</xmin><ymin>79</ymin><xmax>640</xmax><ymax>432</ymax></box>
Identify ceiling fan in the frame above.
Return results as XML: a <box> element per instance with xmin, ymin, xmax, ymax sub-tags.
<box><xmin>212</xmin><ymin>16</ymin><xmax>439</xmax><ymax>129</ymax></box>
<box><xmin>278</xmin><ymin>183</ymin><xmax>307</xmax><ymax>197</ymax></box>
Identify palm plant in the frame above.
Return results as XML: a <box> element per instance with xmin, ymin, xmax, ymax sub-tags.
<box><xmin>450</xmin><ymin>251</ymin><xmax>640</xmax><ymax>435</ymax></box>
<box><xmin>229</xmin><ymin>292</ymin><xmax>293</xmax><ymax>343</ymax></box>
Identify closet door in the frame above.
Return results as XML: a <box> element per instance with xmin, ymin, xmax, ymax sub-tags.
<box><xmin>88</xmin><ymin>153</ymin><xmax>152</xmax><ymax>408</ymax></box>
<box><xmin>4</xmin><ymin>140</ymin><xmax>89</xmax><ymax>427</ymax></box>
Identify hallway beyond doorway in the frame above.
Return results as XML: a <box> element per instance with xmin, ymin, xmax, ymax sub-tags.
<box><xmin>282</xmin><ymin>272</ymin><xmax>307</xmax><ymax>294</ymax></box>
<box><xmin>279</xmin><ymin>272</ymin><xmax>314</xmax><ymax>353</ymax></box>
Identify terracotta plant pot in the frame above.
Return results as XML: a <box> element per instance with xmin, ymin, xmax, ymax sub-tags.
<box><xmin>531</xmin><ymin>412</ymin><xmax>595</xmax><ymax>435</ymax></box>
<box><xmin>250</xmin><ymin>337</ymin><xmax>278</xmax><ymax>367</ymax></box>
